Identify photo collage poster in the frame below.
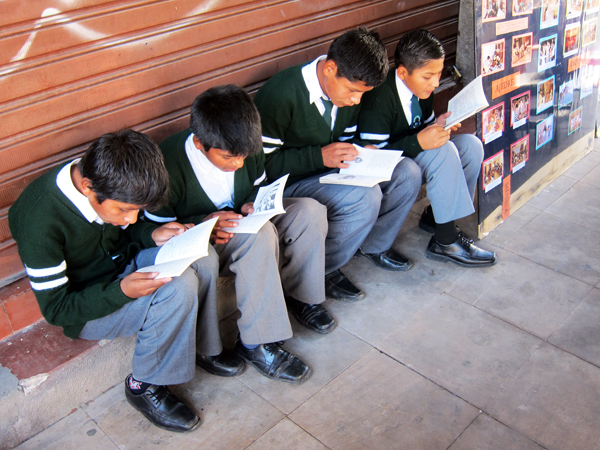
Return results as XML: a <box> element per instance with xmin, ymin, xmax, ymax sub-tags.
<box><xmin>475</xmin><ymin>0</ymin><xmax>600</xmax><ymax>221</ymax></box>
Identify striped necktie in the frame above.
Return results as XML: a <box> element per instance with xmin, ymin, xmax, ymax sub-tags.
<box><xmin>410</xmin><ymin>95</ymin><xmax>422</xmax><ymax>128</ymax></box>
<box><xmin>322</xmin><ymin>98</ymin><xmax>333</xmax><ymax>129</ymax></box>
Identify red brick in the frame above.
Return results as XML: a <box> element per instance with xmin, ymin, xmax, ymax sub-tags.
<box><xmin>0</xmin><ymin>307</ymin><xmax>12</xmax><ymax>341</ymax></box>
<box><xmin>4</xmin><ymin>290</ymin><xmax>42</xmax><ymax>332</ymax></box>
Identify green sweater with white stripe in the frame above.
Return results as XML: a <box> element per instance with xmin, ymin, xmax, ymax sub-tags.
<box><xmin>357</xmin><ymin>69</ymin><xmax>435</xmax><ymax>158</ymax></box>
<box><xmin>148</xmin><ymin>129</ymin><xmax>266</xmax><ymax>224</ymax></box>
<box><xmin>8</xmin><ymin>164</ymin><xmax>157</xmax><ymax>338</ymax></box>
<box><xmin>254</xmin><ymin>64</ymin><xmax>361</xmax><ymax>186</ymax></box>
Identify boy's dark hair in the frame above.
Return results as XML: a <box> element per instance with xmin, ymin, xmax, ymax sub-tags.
<box><xmin>78</xmin><ymin>129</ymin><xmax>169</xmax><ymax>210</ymax></box>
<box><xmin>327</xmin><ymin>27</ymin><xmax>389</xmax><ymax>87</ymax></box>
<box><xmin>190</xmin><ymin>84</ymin><xmax>262</xmax><ymax>157</ymax></box>
<box><xmin>394</xmin><ymin>29</ymin><xmax>445</xmax><ymax>73</ymax></box>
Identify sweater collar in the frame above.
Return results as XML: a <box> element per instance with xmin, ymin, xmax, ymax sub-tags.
<box><xmin>56</xmin><ymin>160</ymin><xmax>104</xmax><ymax>224</ymax></box>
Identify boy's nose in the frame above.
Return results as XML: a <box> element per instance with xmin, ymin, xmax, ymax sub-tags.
<box><xmin>125</xmin><ymin>210</ymin><xmax>139</xmax><ymax>224</ymax></box>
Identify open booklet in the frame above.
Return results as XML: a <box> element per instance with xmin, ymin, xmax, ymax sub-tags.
<box><xmin>136</xmin><ymin>217</ymin><xmax>218</xmax><ymax>278</ymax></box>
<box><xmin>220</xmin><ymin>174</ymin><xmax>289</xmax><ymax>234</ymax></box>
<box><xmin>444</xmin><ymin>75</ymin><xmax>489</xmax><ymax>130</ymax></box>
<box><xmin>319</xmin><ymin>145</ymin><xmax>404</xmax><ymax>187</ymax></box>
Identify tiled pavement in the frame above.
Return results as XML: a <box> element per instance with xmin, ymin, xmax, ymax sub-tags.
<box><xmin>14</xmin><ymin>144</ymin><xmax>600</xmax><ymax>450</ymax></box>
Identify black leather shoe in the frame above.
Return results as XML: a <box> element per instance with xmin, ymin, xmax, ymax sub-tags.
<box><xmin>418</xmin><ymin>207</ymin><xmax>436</xmax><ymax>234</ymax></box>
<box><xmin>233</xmin><ymin>339</ymin><xmax>311</xmax><ymax>384</ymax></box>
<box><xmin>425</xmin><ymin>232</ymin><xmax>497</xmax><ymax>267</ymax></box>
<box><xmin>196</xmin><ymin>349</ymin><xmax>244</xmax><ymax>377</ymax></box>
<box><xmin>357</xmin><ymin>248</ymin><xmax>413</xmax><ymax>271</ymax></box>
<box><xmin>286</xmin><ymin>296</ymin><xmax>336</xmax><ymax>334</ymax></box>
<box><xmin>325</xmin><ymin>270</ymin><xmax>365</xmax><ymax>302</ymax></box>
<box><xmin>124</xmin><ymin>376</ymin><xmax>200</xmax><ymax>433</ymax></box>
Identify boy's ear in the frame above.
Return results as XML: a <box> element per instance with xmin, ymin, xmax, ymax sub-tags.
<box><xmin>323</xmin><ymin>59</ymin><xmax>338</xmax><ymax>78</ymax></box>
<box><xmin>396</xmin><ymin>65</ymin><xmax>409</xmax><ymax>80</ymax></box>
<box><xmin>192</xmin><ymin>135</ymin><xmax>205</xmax><ymax>152</ymax></box>
<box><xmin>80</xmin><ymin>178</ymin><xmax>94</xmax><ymax>197</ymax></box>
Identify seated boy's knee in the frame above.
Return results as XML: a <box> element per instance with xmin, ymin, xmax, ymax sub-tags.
<box><xmin>395</xmin><ymin>158</ymin><xmax>422</xmax><ymax>189</ymax></box>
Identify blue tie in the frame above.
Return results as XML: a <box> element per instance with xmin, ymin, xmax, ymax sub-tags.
<box><xmin>410</xmin><ymin>95</ymin><xmax>422</xmax><ymax>128</ymax></box>
<box><xmin>322</xmin><ymin>98</ymin><xmax>333</xmax><ymax>129</ymax></box>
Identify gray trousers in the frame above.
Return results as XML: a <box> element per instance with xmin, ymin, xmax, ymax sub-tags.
<box><xmin>213</xmin><ymin>221</ymin><xmax>293</xmax><ymax>346</ymax></box>
<box><xmin>284</xmin><ymin>158</ymin><xmax>421</xmax><ymax>274</ymax></box>
<box><xmin>272</xmin><ymin>198</ymin><xmax>328</xmax><ymax>305</ymax></box>
<box><xmin>79</xmin><ymin>246</ymin><xmax>222</xmax><ymax>386</ymax></box>
<box><xmin>414</xmin><ymin>134</ymin><xmax>484</xmax><ymax>224</ymax></box>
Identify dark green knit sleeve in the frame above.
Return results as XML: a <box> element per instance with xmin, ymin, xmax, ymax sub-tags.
<box><xmin>9</xmin><ymin>198</ymin><xmax>133</xmax><ymax>339</ymax></box>
<box><xmin>358</xmin><ymin>83</ymin><xmax>424</xmax><ymax>158</ymax></box>
<box><xmin>255</xmin><ymin>83</ymin><xmax>325</xmax><ymax>184</ymax></box>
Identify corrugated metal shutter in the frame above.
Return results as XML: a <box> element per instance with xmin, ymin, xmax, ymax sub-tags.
<box><xmin>0</xmin><ymin>0</ymin><xmax>459</xmax><ymax>278</ymax></box>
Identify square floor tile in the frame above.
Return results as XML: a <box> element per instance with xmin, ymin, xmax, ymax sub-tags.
<box><xmin>448</xmin><ymin>414</ymin><xmax>545</xmax><ymax>450</ymax></box>
<box><xmin>246</xmin><ymin>418</ymin><xmax>328</xmax><ymax>450</ymax></box>
<box><xmin>525</xmin><ymin>176</ymin><xmax>577</xmax><ymax>211</ymax></box>
<box><xmin>378</xmin><ymin>294</ymin><xmax>541</xmax><ymax>408</ymax></box>
<box><xmin>95</xmin><ymin>375</ymin><xmax>283</xmax><ymax>449</ymax></box>
<box><xmin>446</xmin><ymin>246</ymin><xmax>592</xmax><ymax>339</ymax></box>
<box><xmin>15</xmin><ymin>409</ymin><xmax>92</xmax><ymax>450</ymax></box>
<box><xmin>549</xmin><ymin>288</ymin><xmax>600</xmax><ymax>366</ymax></box>
<box><xmin>562</xmin><ymin>148</ymin><xmax>600</xmax><ymax>180</ymax></box>
<box><xmin>545</xmin><ymin>181</ymin><xmax>600</xmax><ymax>230</ymax></box>
<box><xmin>486</xmin><ymin>344</ymin><xmax>600</xmax><ymax>450</ymax></box>
<box><xmin>579</xmin><ymin>163</ymin><xmax>600</xmax><ymax>188</ymax></box>
<box><xmin>327</xmin><ymin>263</ymin><xmax>440</xmax><ymax>347</ymax></box>
<box><xmin>290</xmin><ymin>349</ymin><xmax>478</xmax><ymax>450</ymax></box>
<box><xmin>236</xmin><ymin>325</ymin><xmax>372</xmax><ymax>414</ymax></box>
<box><xmin>482</xmin><ymin>204</ymin><xmax>542</xmax><ymax>247</ymax></box>
<box><xmin>502</xmin><ymin>211</ymin><xmax>600</xmax><ymax>286</ymax></box>
<box><xmin>44</xmin><ymin>420</ymin><xmax>118</xmax><ymax>450</ymax></box>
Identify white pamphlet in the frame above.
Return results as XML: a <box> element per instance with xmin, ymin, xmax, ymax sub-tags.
<box><xmin>444</xmin><ymin>75</ymin><xmax>489</xmax><ymax>130</ymax></box>
<box><xmin>136</xmin><ymin>217</ymin><xmax>217</xmax><ymax>278</ymax></box>
<box><xmin>221</xmin><ymin>174</ymin><xmax>289</xmax><ymax>234</ymax></box>
<box><xmin>319</xmin><ymin>145</ymin><xmax>403</xmax><ymax>187</ymax></box>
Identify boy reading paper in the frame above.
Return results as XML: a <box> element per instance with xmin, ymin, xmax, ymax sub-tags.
<box><xmin>358</xmin><ymin>29</ymin><xmax>497</xmax><ymax>267</ymax></box>
<box><xmin>146</xmin><ymin>85</ymin><xmax>332</xmax><ymax>385</ymax></box>
<box><xmin>9</xmin><ymin>130</ymin><xmax>227</xmax><ymax>433</ymax></box>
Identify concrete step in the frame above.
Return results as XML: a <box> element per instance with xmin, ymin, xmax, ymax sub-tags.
<box><xmin>0</xmin><ymin>277</ymin><xmax>238</xmax><ymax>449</ymax></box>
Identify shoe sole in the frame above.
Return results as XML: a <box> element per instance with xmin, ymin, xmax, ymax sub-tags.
<box><xmin>196</xmin><ymin>358</ymin><xmax>245</xmax><ymax>377</ymax></box>
<box><xmin>289</xmin><ymin>310</ymin><xmax>337</xmax><ymax>334</ymax></box>
<box><xmin>233</xmin><ymin>351</ymin><xmax>312</xmax><ymax>385</ymax></box>
<box><xmin>125</xmin><ymin>395</ymin><xmax>202</xmax><ymax>433</ymax></box>
<box><xmin>357</xmin><ymin>250</ymin><xmax>413</xmax><ymax>272</ymax></box>
<box><xmin>424</xmin><ymin>250</ymin><xmax>498</xmax><ymax>268</ymax></box>
<box><xmin>325</xmin><ymin>291</ymin><xmax>365</xmax><ymax>302</ymax></box>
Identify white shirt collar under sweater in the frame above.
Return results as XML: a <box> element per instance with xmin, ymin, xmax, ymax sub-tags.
<box><xmin>184</xmin><ymin>133</ymin><xmax>235</xmax><ymax>210</ymax></box>
<box><xmin>395</xmin><ymin>72</ymin><xmax>436</xmax><ymax>125</ymax></box>
<box><xmin>302</xmin><ymin>55</ymin><xmax>338</xmax><ymax>130</ymax></box>
<box><xmin>56</xmin><ymin>159</ymin><xmax>104</xmax><ymax>225</ymax></box>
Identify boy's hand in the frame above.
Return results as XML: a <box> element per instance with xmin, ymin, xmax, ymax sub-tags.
<box><xmin>417</xmin><ymin>124</ymin><xmax>451</xmax><ymax>150</ymax></box>
<box><xmin>436</xmin><ymin>111</ymin><xmax>461</xmax><ymax>133</ymax></box>
<box><xmin>203</xmin><ymin>211</ymin><xmax>242</xmax><ymax>244</ymax></box>
<box><xmin>241</xmin><ymin>202</ymin><xmax>254</xmax><ymax>216</ymax></box>
<box><xmin>151</xmin><ymin>222</ymin><xmax>192</xmax><ymax>246</ymax></box>
<box><xmin>321</xmin><ymin>142</ymin><xmax>359</xmax><ymax>169</ymax></box>
<box><xmin>121</xmin><ymin>271</ymin><xmax>171</xmax><ymax>298</ymax></box>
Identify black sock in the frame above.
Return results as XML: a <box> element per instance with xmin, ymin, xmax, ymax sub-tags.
<box><xmin>127</xmin><ymin>374</ymin><xmax>151</xmax><ymax>394</ymax></box>
<box><xmin>434</xmin><ymin>221</ymin><xmax>458</xmax><ymax>245</ymax></box>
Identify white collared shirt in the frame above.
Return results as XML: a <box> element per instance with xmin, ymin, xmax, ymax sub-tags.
<box><xmin>301</xmin><ymin>55</ymin><xmax>338</xmax><ymax>130</ymax></box>
<box><xmin>56</xmin><ymin>159</ymin><xmax>104</xmax><ymax>225</ymax></box>
<box><xmin>184</xmin><ymin>133</ymin><xmax>235</xmax><ymax>209</ymax></box>
<box><xmin>395</xmin><ymin>73</ymin><xmax>436</xmax><ymax>126</ymax></box>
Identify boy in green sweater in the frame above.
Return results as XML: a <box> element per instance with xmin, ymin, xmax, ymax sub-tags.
<box><xmin>9</xmin><ymin>130</ymin><xmax>232</xmax><ymax>432</ymax></box>
<box><xmin>254</xmin><ymin>28</ymin><xmax>422</xmax><ymax>301</ymax></box>
<box><xmin>357</xmin><ymin>29</ymin><xmax>497</xmax><ymax>267</ymax></box>
<box><xmin>146</xmin><ymin>85</ymin><xmax>330</xmax><ymax>385</ymax></box>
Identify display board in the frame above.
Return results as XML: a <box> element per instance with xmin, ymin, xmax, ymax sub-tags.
<box><xmin>472</xmin><ymin>0</ymin><xmax>600</xmax><ymax>235</ymax></box>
